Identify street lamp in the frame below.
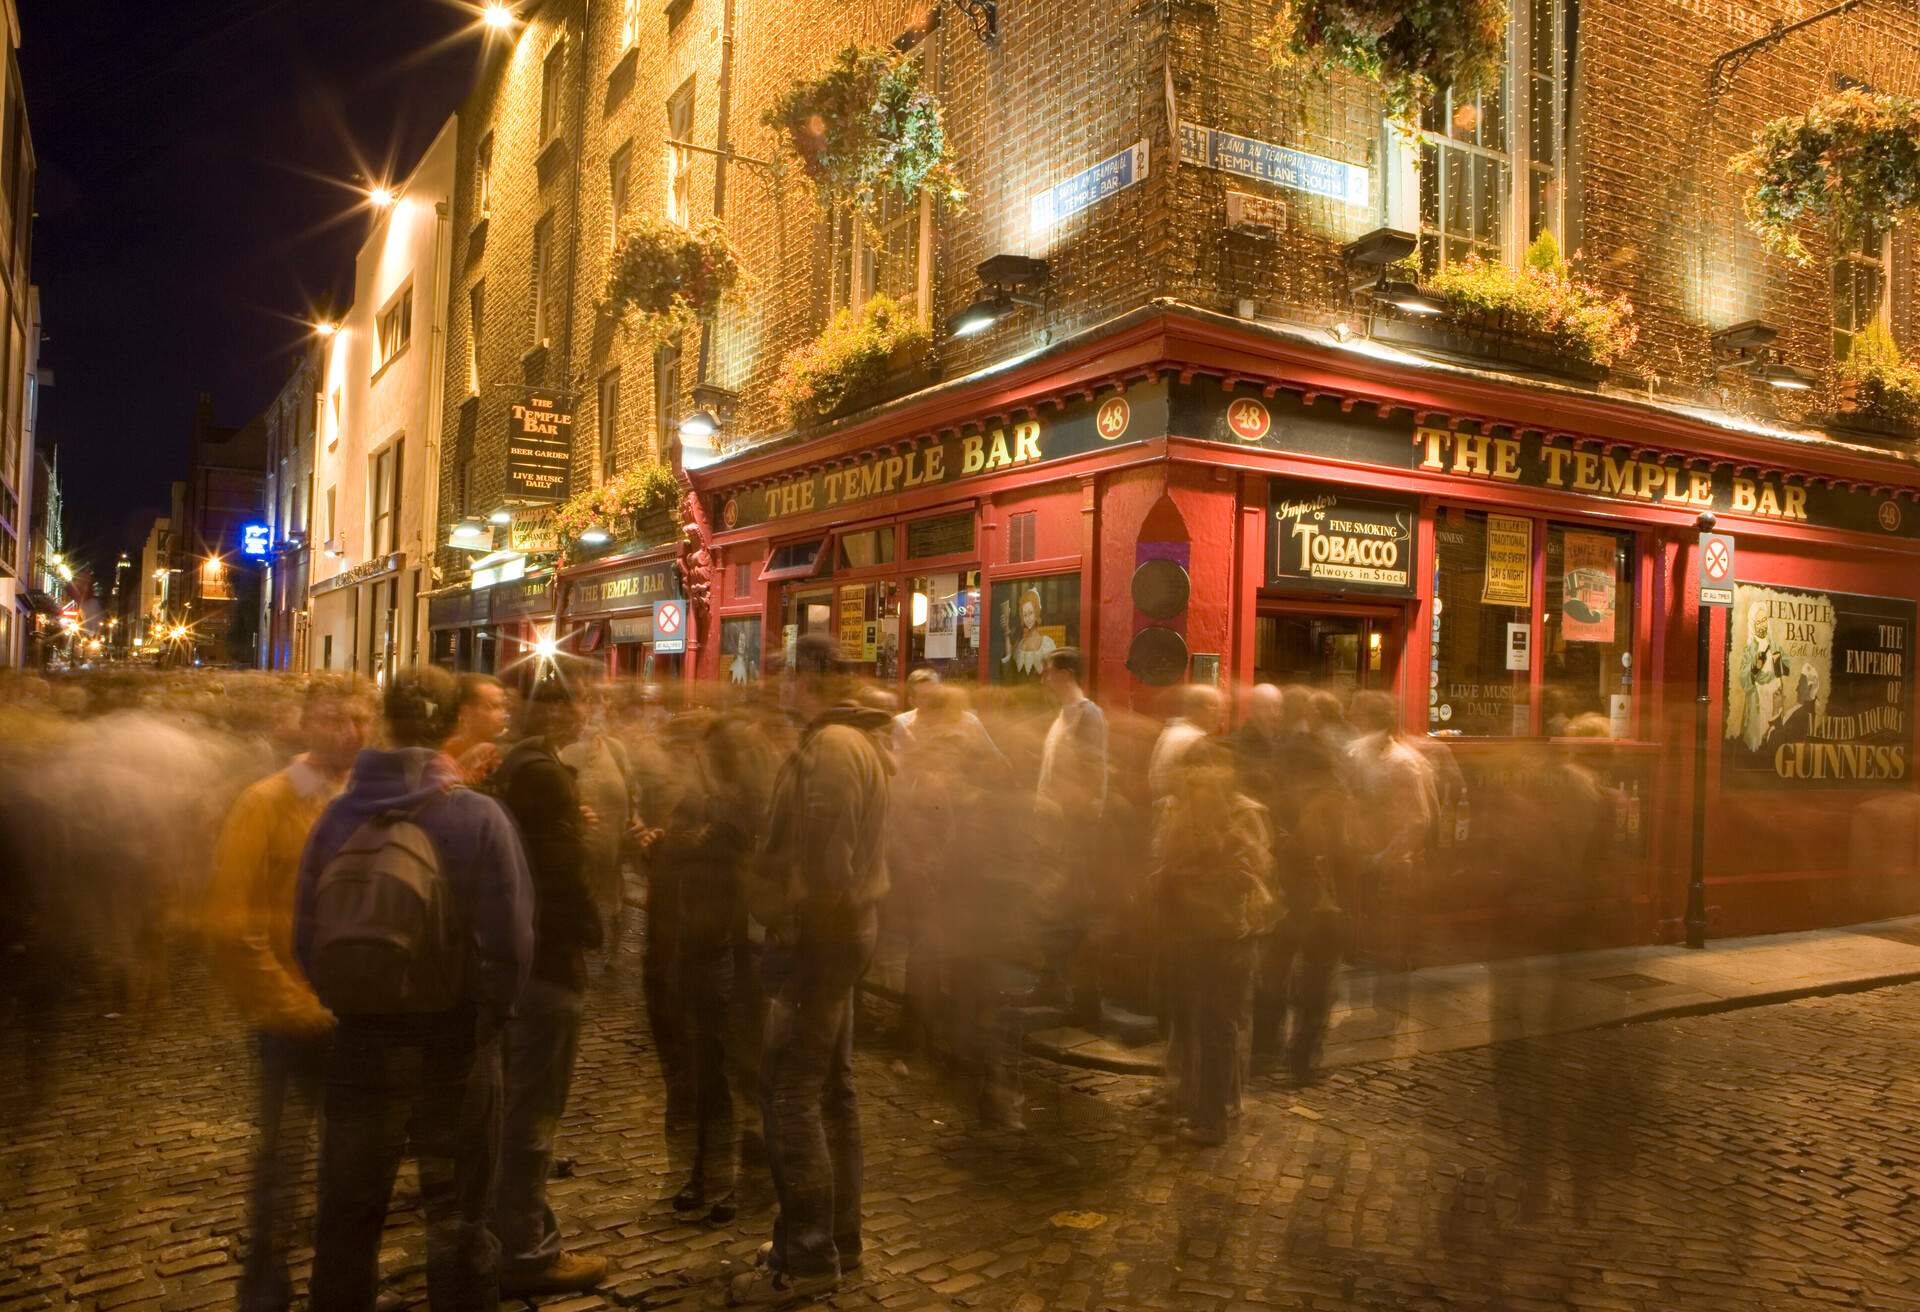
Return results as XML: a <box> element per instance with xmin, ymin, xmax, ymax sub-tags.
<box><xmin>578</xmin><ymin>524</ymin><xmax>611</xmax><ymax>546</ymax></box>
<box><xmin>482</xmin><ymin>2</ymin><xmax>516</xmax><ymax>30</ymax></box>
<box><xmin>368</xmin><ymin>185</ymin><xmax>396</xmax><ymax>209</ymax></box>
<box><xmin>315</xmin><ymin>320</ymin><xmax>338</xmax><ymax>338</ymax></box>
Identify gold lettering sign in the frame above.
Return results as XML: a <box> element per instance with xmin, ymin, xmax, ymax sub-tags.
<box><xmin>755</xmin><ymin>421</ymin><xmax>1044</xmax><ymax>526</ymax></box>
<box><xmin>1417</xmin><ymin>427</ymin><xmax>1808</xmax><ymax>524</ymax></box>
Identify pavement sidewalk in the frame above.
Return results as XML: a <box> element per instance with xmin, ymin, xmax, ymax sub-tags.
<box><xmin>869</xmin><ymin>914</ymin><xmax>1920</xmax><ymax>1076</ymax></box>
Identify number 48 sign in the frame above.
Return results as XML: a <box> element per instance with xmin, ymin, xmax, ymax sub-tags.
<box><xmin>1699</xmin><ymin>532</ymin><xmax>1735</xmax><ymax>607</ymax></box>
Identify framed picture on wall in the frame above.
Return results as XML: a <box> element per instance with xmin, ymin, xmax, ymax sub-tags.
<box><xmin>721</xmin><ymin>615</ymin><xmax>762</xmax><ymax>685</ymax></box>
<box><xmin>990</xmin><ymin>573</ymin><xmax>1080</xmax><ymax>684</ymax></box>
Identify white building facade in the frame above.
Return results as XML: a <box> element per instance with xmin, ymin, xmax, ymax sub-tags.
<box><xmin>308</xmin><ymin>117</ymin><xmax>456</xmax><ymax>681</ymax></box>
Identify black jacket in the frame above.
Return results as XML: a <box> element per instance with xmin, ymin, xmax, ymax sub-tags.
<box><xmin>498</xmin><ymin>737</ymin><xmax>602</xmax><ymax>991</ymax></box>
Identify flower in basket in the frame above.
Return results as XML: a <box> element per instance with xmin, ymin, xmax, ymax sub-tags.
<box><xmin>763</xmin><ymin>45</ymin><xmax>966</xmax><ymax>221</ymax></box>
<box><xmin>1420</xmin><ymin>231</ymin><xmax>1639</xmax><ymax>369</ymax></box>
<box><xmin>1836</xmin><ymin>321</ymin><xmax>1920</xmax><ymax>428</ymax></box>
<box><xmin>770</xmin><ymin>294</ymin><xmax>931</xmax><ymax>428</ymax></box>
<box><xmin>1731</xmin><ymin>88</ymin><xmax>1920</xmax><ymax>265</ymax></box>
<box><xmin>1263</xmin><ymin>0</ymin><xmax>1510</xmax><ymax>124</ymax></box>
<box><xmin>603</xmin><ymin>215</ymin><xmax>747</xmax><ymax>339</ymax></box>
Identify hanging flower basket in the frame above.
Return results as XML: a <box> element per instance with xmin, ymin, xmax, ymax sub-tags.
<box><xmin>1371</xmin><ymin>231</ymin><xmax>1637</xmax><ymax>380</ymax></box>
<box><xmin>763</xmin><ymin>45</ymin><xmax>966</xmax><ymax>221</ymax></box>
<box><xmin>770</xmin><ymin>294</ymin><xmax>932</xmax><ymax>428</ymax></box>
<box><xmin>552</xmin><ymin>460</ymin><xmax>685</xmax><ymax>560</ymax></box>
<box><xmin>1263</xmin><ymin>0</ymin><xmax>1509</xmax><ymax>123</ymax></box>
<box><xmin>1731</xmin><ymin>88</ymin><xmax>1920</xmax><ymax>264</ymax></box>
<box><xmin>602</xmin><ymin>216</ymin><xmax>746</xmax><ymax>339</ymax></box>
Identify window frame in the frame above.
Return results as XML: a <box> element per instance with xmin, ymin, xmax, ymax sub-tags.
<box><xmin>598</xmin><ymin>368</ymin><xmax>621</xmax><ymax>484</ymax></box>
<box><xmin>1832</xmin><ymin>225</ymin><xmax>1892</xmax><ymax>361</ymax></box>
<box><xmin>467</xmin><ymin>282</ymin><xmax>485</xmax><ymax>396</ymax></box>
<box><xmin>653</xmin><ymin>343</ymin><xmax>680</xmax><ymax>458</ymax></box>
<box><xmin>373</xmin><ymin>282</ymin><xmax>414</xmax><ymax>378</ymax></box>
<box><xmin>826</xmin><ymin>192</ymin><xmax>935</xmax><ymax>327</ymax></box>
<box><xmin>532</xmin><ymin>213</ymin><xmax>556</xmax><ymax>348</ymax></box>
<box><xmin>475</xmin><ymin>131</ymin><xmax>495</xmax><ymax>219</ymax></box>
<box><xmin>665</xmin><ymin>77</ymin><xmax>696</xmax><ymax>226</ymax></box>
<box><xmin>539</xmin><ymin>41</ymin><xmax>567</xmax><ymax>145</ymax></box>
<box><xmin>367</xmin><ymin>439</ymin><xmax>404</xmax><ymax>560</ymax></box>
<box><xmin>1387</xmin><ymin>0</ymin><xmax>1567</xmax><ymax>270</ymax></box>
<box><xmin>1426</xmin><ymin>499</ymin><xmax>1648</xmax><ymax>742</ymax></box>
<box><xmin>609</xmin><ymin>140</ymin><xmax>634</xmax><ymax>246</ymax></box>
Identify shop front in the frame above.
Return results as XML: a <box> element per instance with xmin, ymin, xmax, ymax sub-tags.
<box><xmin>307</xmin><ymin>551</ymin><xmax>416</xmax><ymax>680</ymax></box>
<box><xmin>427</xmin><ymin>586</ymin><xmax>495</xmax><ymax>673</ymax></box>
<box><xmin>559</xmin><ymin>549</ymin><xmax>684</xmax><ymax>682</ymax></box>
<box><xmin>691</xmin><ymin>306</ymin><xmax>1920</xmax><ymax>959</ymax></box>
<box><xmin>487</xmin><ymin>571</ymin><xmax>557</xmax><ymax>686</ymax></box>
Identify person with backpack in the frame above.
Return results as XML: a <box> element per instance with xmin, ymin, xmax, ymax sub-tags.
<box><xmin>206</xmin><ymin>676</ymin><xmax>369</xmax><ymax>1312</ymax></box>
<box><xmin>294</xmin><ymin>665</ymin><xmax>533</xmax><ymax>1312</ymax></box>
<box><xmin>490</xmin><ymin>679</ymin><xmax>608</xmax><ymax>1293</ymax></box>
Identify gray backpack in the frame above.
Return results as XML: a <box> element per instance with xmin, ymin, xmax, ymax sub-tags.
<box><xmin>307</xmin><ymin>800</ymin><xmax>465</xmax><ymax>1015</ymax></box>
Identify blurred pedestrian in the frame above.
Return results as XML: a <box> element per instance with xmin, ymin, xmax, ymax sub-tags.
<box><xmin>1148</xmin><ymin>745</ymin><xmax>1277</xmax><ymax>1145</ymax></box>
<box><xmin>491</xmin><ymin>680</ymin><xmax>609</xmax><ymax>1293</ymax></box>
<box><xmin>1147</xmin><ymin>684</ymin><xmax>1224</xmax><ymax>801</ymax></box>
<box><xmin>206</xmin><ymin>677</ymin><xmax>368</xmax><ymax>1312</ymax></box>
<box><xmin>444</xmin><ymin>674</ymin><xmax>509</xmax><ymax>789</ymax></box>
<box><xmin>1030</xmin><ymin>650</ymin><xmax>1107</xmax><ymax>1025</ymax></box>
<box><xmin>295</xmin><ymin>666</ymin><xmax>534</xmax><ymax>1312</ymax></box>
<box><xmin>730</xmin><ymin>648</ymin><xmax>892</xmax><ymax>1307</ymax></box>
<box><xmin>560</xmin><ymin>688</ymin><xmax>635</xmax><ymax>962</ymax></box>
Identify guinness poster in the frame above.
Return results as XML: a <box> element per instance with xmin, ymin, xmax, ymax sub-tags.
<box><xmin>1723</xmin><ymin>583</ymin><xmax>1913</xmax><ymax>788</ymax></box>
<box><xmin>1265</xmin><ymin>478</ymin><xmax>1417</xmax><ymax>597</ymax></box>
<box><xmin>507</xmin><ymin>390</ymin><xmax>575</xmax><ymax>503</ymax></box>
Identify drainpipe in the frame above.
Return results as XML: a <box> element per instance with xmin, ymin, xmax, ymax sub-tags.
<box><xmin>561</xmin><ymin>0</ymin><xmax>592</xmax><ymax>399</ymax></box>
<box><xmin>419</xmin><ymin>194</ymin><xmax>454</xmax><ymax>666</ymax></box>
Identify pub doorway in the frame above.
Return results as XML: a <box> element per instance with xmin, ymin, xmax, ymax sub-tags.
<box><xmin>1253</xmin><ymin>600</ymin><xmax>1405</xmax><ymax>697</ymax></box>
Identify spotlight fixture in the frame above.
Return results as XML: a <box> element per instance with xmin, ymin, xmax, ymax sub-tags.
<box><xmin>315</xmin><ymin>321</ymin><xmax>338</xmax><ymax>338</ymax></box>
<box><xmin>483</xmin><ymin>2</ymin><xmax>516</xmax><ymax>30</ymax></box>
<box><xmin>945</xmin><ymin>254</ymin><xmax>1049</xmax><ymax>339</ymax></box>
<box><xmin>368</xmin><ymin>186</ymin><xmax>396</xmax><ymax>209</ymax></box>
<box><xmin>1371</xmin><ymin>279</ymin><xmax>1446</xmax><ymax>316</ymax></box>
<box><xmin>1711</xmin><ymin>319</ymin><xmax>1812</xmax><ymax>391</ymax></box>
<box><xmin>452</xmin><ymin>517</ymin><xmax>487</xmax><ymax>541</ymax></box>
<box><xmin>487</xmin><ymin>506</ymin><xmax>514</xmax><ymax>526</ymax></box>
<box><xmin>679</xmin><ymin>409</ymin><xmax>719</xmax><ymax>441</ymax></box>
<box><xmin>578</xmin><ymin>524</ymin><xmax>612</xmax><ymax>546</ymax></box>
<box><xmin>1339</xmin><ymin>227</ymin><xmax>1438</xmax><ymax>317</ymax></box>
<box><xmin>1341</xmin><ymin>227</ymin><xmax>1418</xmax><ymax>269</ymax></box>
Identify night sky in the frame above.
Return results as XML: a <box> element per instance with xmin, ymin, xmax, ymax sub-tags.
<box><xmin>21</xmin><ymin>0</ymin><xmax>488</xmax><ymax>574</ymax></box>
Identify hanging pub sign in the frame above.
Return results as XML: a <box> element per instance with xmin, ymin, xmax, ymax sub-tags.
<box><xmin>506</xmin><ymin>390</ymin><xmax>575</xmax><ymax>503</ymax></box>
<box><xmin>1265</xmin><ymin>478</ymin><xmax>1417</xmax><ymax>596</ymax></box>
<box><xmin>1483</xmin><ymin>515</ymin><xmax>1533</xmax><ymax>607</ymax></box>
<box><xmin>1722</xmin><ymin>582</ymin><xmax>1913</xmax><ymax>788</ymax></box>
<box><xmin>509</xmin><ymin>508</ymin><xmax>560</xmax><ymax>555</ymax></box>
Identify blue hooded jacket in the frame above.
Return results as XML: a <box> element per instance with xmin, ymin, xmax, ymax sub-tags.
<box><xmin>294</xmin><ymin>747</ymin><xmax>534</xmax><ymax>1021</ymax></box>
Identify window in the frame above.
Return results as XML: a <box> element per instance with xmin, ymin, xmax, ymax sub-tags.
<box><xmin>609</xmin><ymin>141</ymin><xmax>634</xmax><ymax>245</ymax></box>
<box><xmin>653</xmin><ymin>344</ymin><xmax>679</xmax><ymax>456</ymax></box>
<box><xmin>836</xmin><ymin>527</ymin><xmax>896</xmax><ymax>570</ymax></box>
<box><xmin>1543</xmin><ymin>524</ymin><xmax>1634</xmax><ymax>734</ymax></box>
<box><xmin>825</xmin><ymin>194</ymin><xmax>934</xmax><ymax>325</ymax></box>
<box><xmin>598</xmin><ymin>370</ymin><xmax>621</xmax><ymax>483</ymax></box>
<box><xmin>1431</xmin><ymin>508</ymin><xmax>1637</xmax><ymax>739</ymax></box>
<box><xmin>459</xmin><ymin>456</ymin><xmax>476</xmax><ymax>516</ymax></box>
<box><xmin>368</xmin><ymin>441</ymin><xmax>403</xmax><ymax>558</ymax></box>
<box><xmin>1432</xmin><ymin>510</ymin><xmax>1528</xmax><ymax>736</ymax></box>
<box><xmin>328</xmin><ymin>387</ymin><xmax>343</xmax><ymax>447</ymax></box>
<box><xmin>1406</xmin><ymin>0</ymin><xmax>1566</xmax><ymax>271</ymax></box>
<box><xmin>540</xmin><ymin>42</ymin><xmax>567</xmax><ymax>144</ymax></box>
<box><xmin>325</xmin><ymin>485</ymin><xmax>337</xmax><ymax>546</ymax></box>
<box><xmin>1833</xmin><ymin>225</ymin><xmax>1890</xmax><ymax>360</ymax></box>
<box><xmin>619</xmin><ymin>0</ymin><xmax>641</xmax><ymax>49</ymax></box>
<box><xmin>907</xmin><ymin>511</ymin><xmax>974</xmax><ymax>559</ymax></box>
<box><xmin>467</xmin><ymin>283</ymin><xmax>485</xmax><ymax>395</ymax></box>
<box><xmin>666</xmin><ymin>78</ymin><xmax>695</xmax><ymax>226</ymax></box>
<box><xmin>532</xmin><ymin>214</ymin><xmax>556</xmax><ymax>347</ymax></box>
<box><xmin>1005</xmin><ymin>511</ymin><xmax>1037</xmax><ymax>564</ymax></box>
<box><xmin>323</xmin><ymin>634</ymin><xmax>334</xmax><ymax>670</ymax></box>
<box><xmin>475</xmin><ymin>132</ymin><xmax>494</xmax><ymax>218</ymax></box>
<box><xmin>374</xmin><ymin>284</ymin><xmax>413</xmax><ymax>374</ymax></box>
<box><xmin>910</xmin><ymin>570</ymin><xmax>982</xmax><ymax>682</ymax></box>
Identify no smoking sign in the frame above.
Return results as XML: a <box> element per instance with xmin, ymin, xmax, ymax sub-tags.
<box><xmin>1698</xmin><ymin>532</ymin><xmax>1735</xmax><ymax>607</ymax></box>
<box><xmin>653</xmin><ymin>598</ymin><xmax>691</xmax><ymax>654</ymax></box>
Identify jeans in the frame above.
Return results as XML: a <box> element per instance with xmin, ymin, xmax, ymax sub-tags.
<box><xmin>239</xmin><ymin>1030</ymin><xmax>330</xmax><ymax>1312</ymax></box>
<box><xmin>757</xmin><ymin>906</ymin><xmax>877</xmax><ymax>1281</ymax></box>
<box><xmin>1164</xmin><ymin>938</ymin><xmax>1255</xmax><ymax>1139</ymax></box>
<box><xmin>308</xmin><ymin>1014</ymin><xmax>501</xmax><ymax>1312</ymax></box>
<box><xmin>493</xmin><ymin>977</ymin><xmax>585</xmax><ymax>1267</ymax></box>
<box><xmin>1252</xmin><ymin>918</ymin><xmax>1338</xmax><ymax>1068</ymax></box>
<box><xmin>678</xmin><ymin>928</ymin><xmax>742</xmax><ymax>1200</ymax></box>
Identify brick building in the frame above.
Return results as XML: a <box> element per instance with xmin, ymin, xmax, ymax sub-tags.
<box><xmin>429</xmin><ymin>0</ymin><xmax>1920</xmax><ymax>954</ymax></box>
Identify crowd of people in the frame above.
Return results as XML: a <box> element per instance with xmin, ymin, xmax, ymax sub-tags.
<box><xmin>0</xmin><ymin>642</ymin><xmax>1630</xmax><ymax>1310</ymax></box>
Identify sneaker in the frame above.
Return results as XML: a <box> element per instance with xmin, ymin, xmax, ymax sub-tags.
<box><xmin>727</xmin><ymin>1268</ymin><xmax>837</xmax><ymax>1306</ymax></box>
<box><xmin>500</xmin><ymin>1251</ymin><xmax>609</xmax><ymax>1294</ymax></box>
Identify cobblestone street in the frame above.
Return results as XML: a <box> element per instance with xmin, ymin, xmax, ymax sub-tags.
<box><xmin>5</xmin><ymin>942</ymin><xmax>1920</xmax><ymax>1312</ymax></box>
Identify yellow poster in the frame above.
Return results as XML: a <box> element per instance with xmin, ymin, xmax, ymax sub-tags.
<box><xmin>838</xmin><ymin>584</ymin><xmax>868</xmax><ymax>661</ymax></box>
<box><xmin>1484</xmin><ymin>514</ymin><xmax>1532</xmax><ymax>607</ymax></box>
